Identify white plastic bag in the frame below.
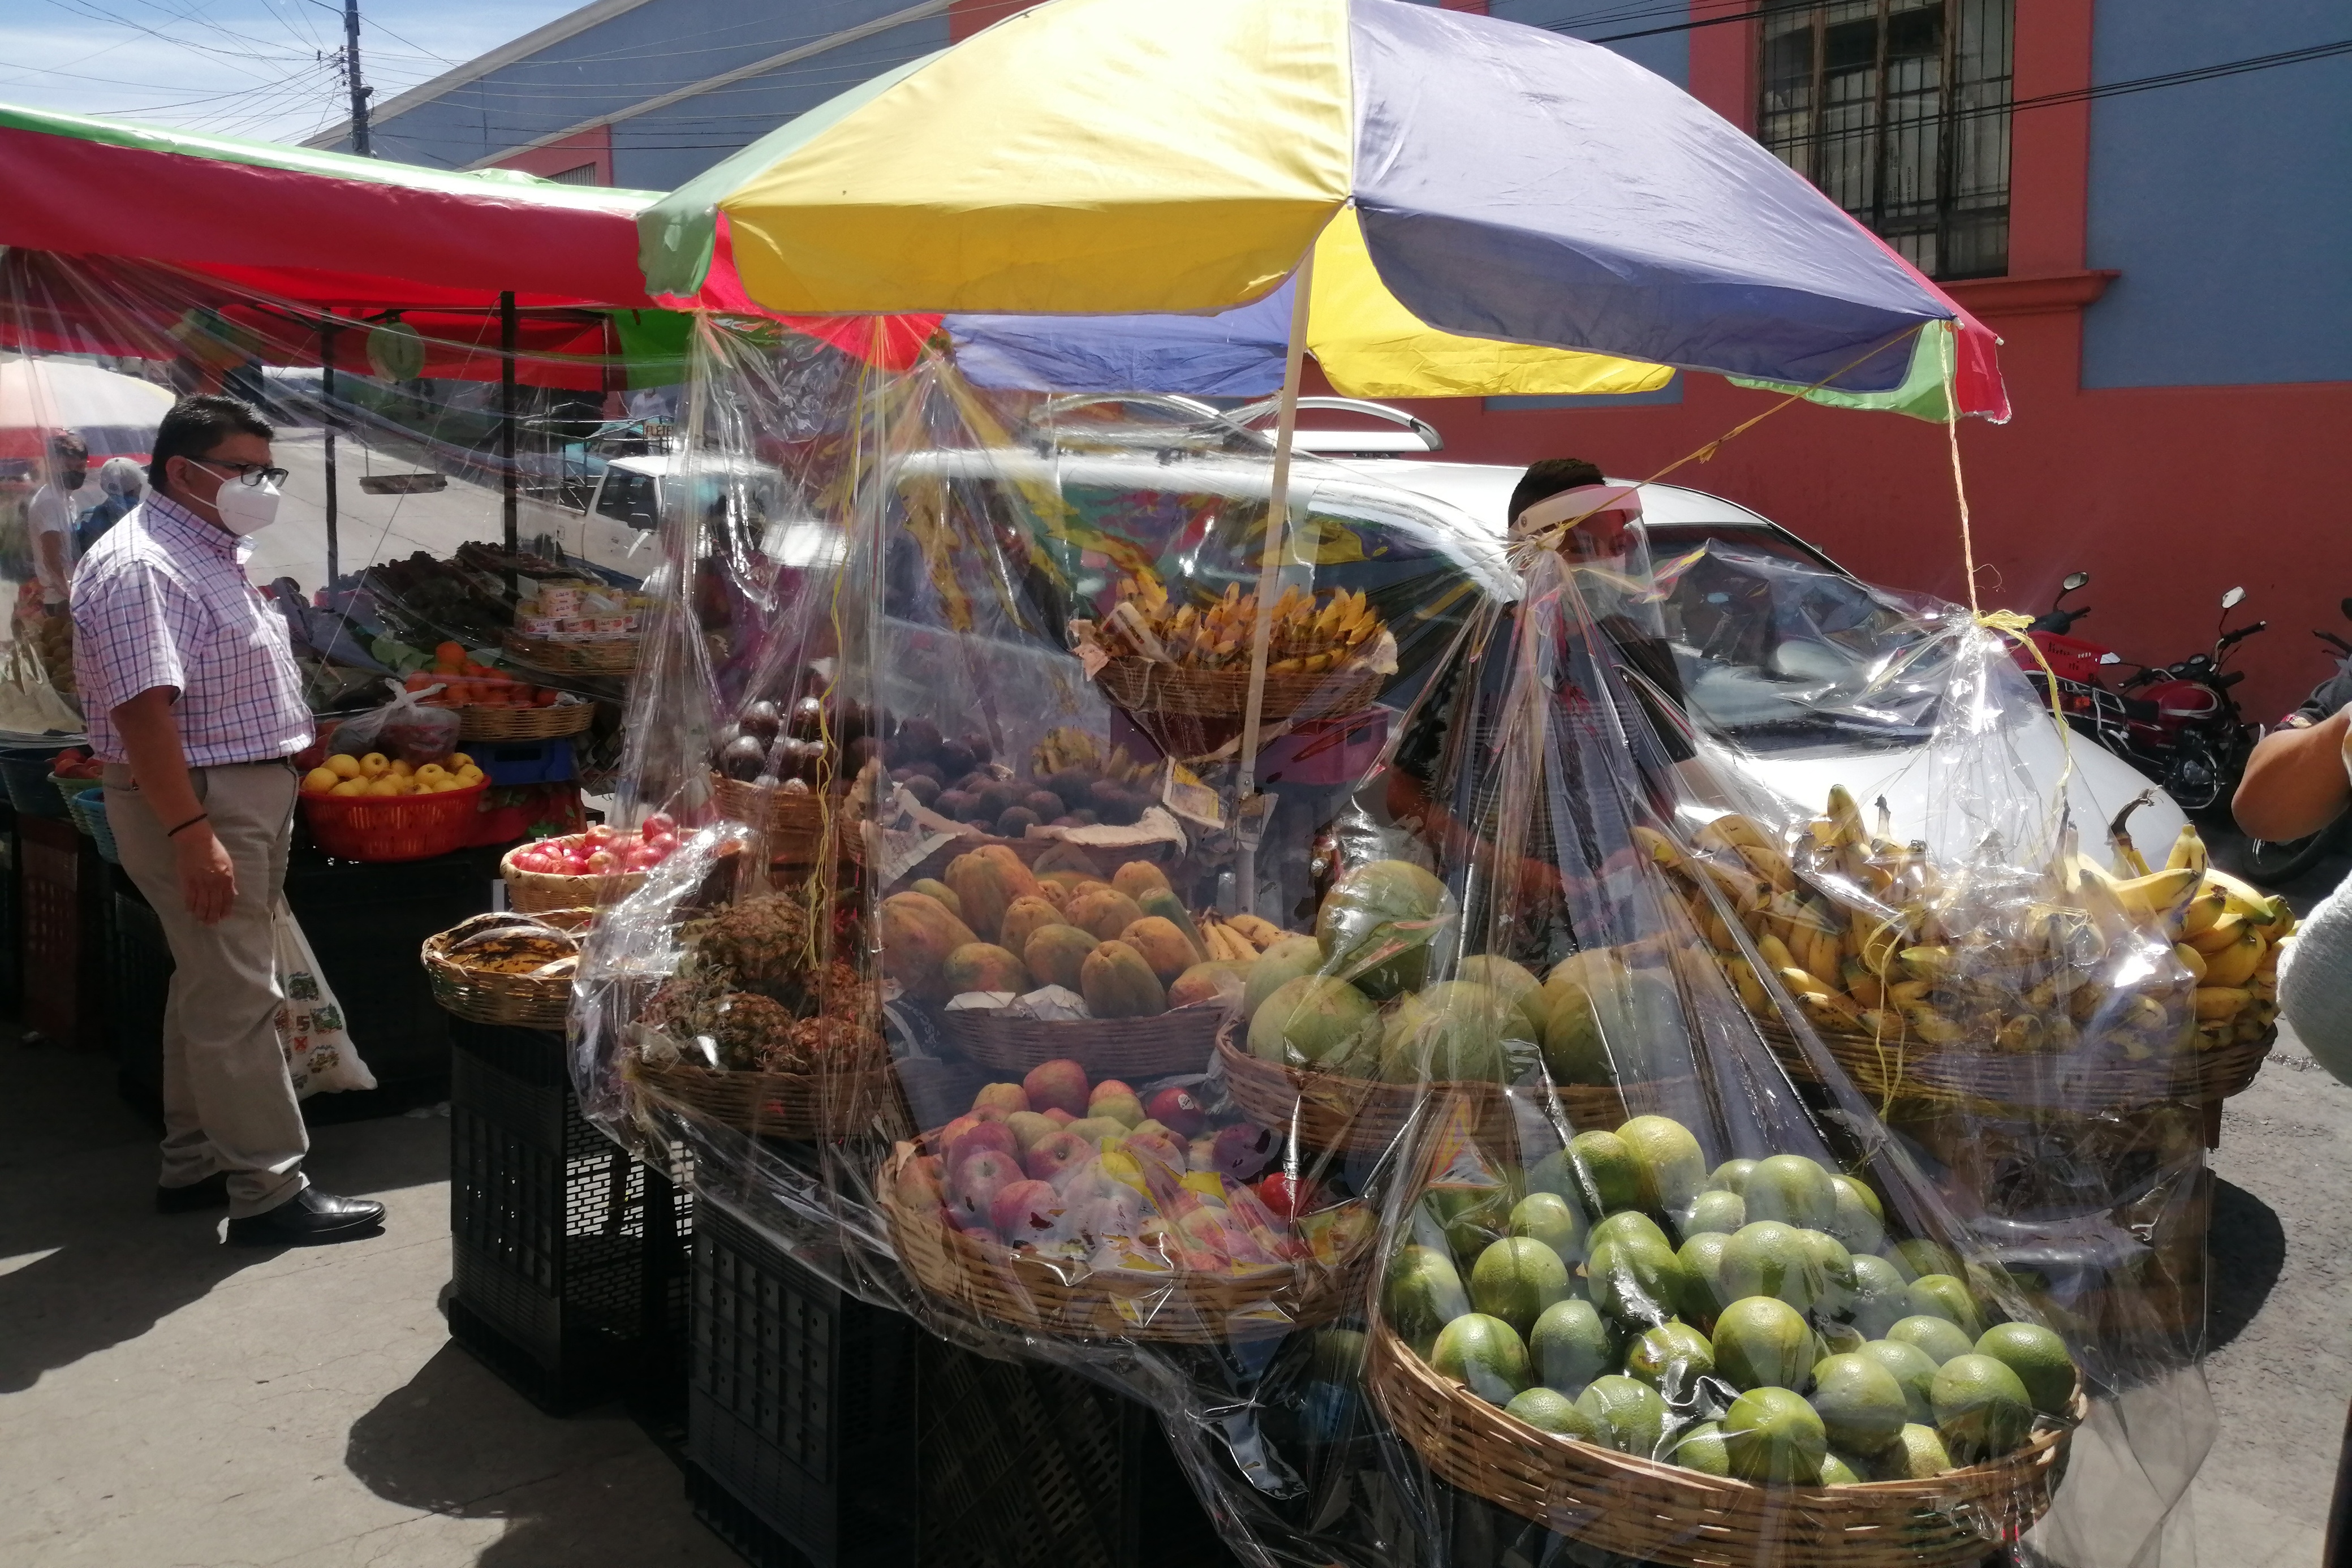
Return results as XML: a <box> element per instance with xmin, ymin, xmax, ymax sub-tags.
<box><xmin>274</xmin><ymin>900</ymin><xmax>377</xmax><ymax>1099</ymax></box>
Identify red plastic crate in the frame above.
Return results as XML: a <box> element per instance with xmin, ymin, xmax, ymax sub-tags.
<box><xmin>301</xmin><ymin>779</ymin><xmax>488</xmax><ymax>862</ymax></box>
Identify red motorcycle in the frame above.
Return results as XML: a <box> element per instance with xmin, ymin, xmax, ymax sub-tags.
<box><xmin>2014</xmin><ymin>573</ymin><xmax>2267</xmax><ymax>816</ymax></box>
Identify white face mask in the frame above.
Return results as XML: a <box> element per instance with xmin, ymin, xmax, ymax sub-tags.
<box><xmin>195</xmin><ymin>462</ymin><xmax>282</xmax><ymax>536</ymax></box>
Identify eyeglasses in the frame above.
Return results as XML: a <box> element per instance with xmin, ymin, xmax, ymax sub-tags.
<box><xmin>195</xmin><ymin>459</ymin><xmax>290</xmax><ymax>488</ymax></box>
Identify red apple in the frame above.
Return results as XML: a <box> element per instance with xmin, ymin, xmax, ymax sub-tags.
<box><xmin>946</xmin><ymin>1149</ymin><xmax>1021</xmax><ymax>1230</ymax></box>
<box><xmin>1143</xmin><ymin>1086</ymin><xmax>1207</xmax><ymax>1138</ymax></box>
<box><xmin>643</xmin><ymin>812</ymin><xmax>677</xmax><ymax>839</ymax></box>
<box><xmin>1022</xmin><ymin>1059</ymin><xmax>1090</xmax><ymax>1118</ymax></box>
<box><xmin>1023</xmin><ymin>1130</ymin><xmax>1093</xmax><ymax>1187</ymax></box>
<box><xmin>584</xmin><ymin>850</ymin><xmax>619</xmax><ymax>874</ymax></box>
<box><xmin>990</xmin><ymin>1178</ymin><xmax>1068</xmax><ymax>1246</ymax></box>
<box><xmin>971</xmin><ymin>1082</ymin><xmax>1029</xmax><ymax>1121</ymax></box>
<box><xmin>1041</xmin><ymin>1107</ymin><xmax>1075</xmax><ymax>1127</ymax></box>
<box><xmin>1212</xmin><ymin>1123</ymin><xmax>1277</xmax><ymax>1183</ymax></box>
<box><xmin>947</xmin><ymin>1119</ymin><xmax>1020</xmax><ymax>1175</ymax></box>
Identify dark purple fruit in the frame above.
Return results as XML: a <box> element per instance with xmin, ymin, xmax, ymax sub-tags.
<box><xmin>740</xmin><ymin>699</ymin><xmax>783</xmax><ymax>741</ymax></box>
<box><xmin>1049</xmin><ymin>815</ymin><xmax>1080</xmax><ymax>829</ymax></box>
<box><xmin>720</xmin><ymin>734</ymin><xmax>766</xmax><ymax>782</ymax></box>
<box><xmin>1022</xmin><ymin>790</ymin><xmax>1063</xmax><ymax>821</ymax></box>
<box><xmin>890</xmin><ymin>765</ymin><xmax>916</xmax><ymax>782</ymax></box>
<box><xmin>935</xmin><ymin>741</ymin><xmax>976</xmax><ymax>778</ymax></box>
<box><xmin>845</xmin><ymin>735</ymin><xmax>884</xmax><ymax>770</ymax></box>
<box><xmin>782</xmin><ymin>738</ymin><xmax>825</xmax><ymax>782</ymax></box>
<box><xmin>1069</xmin><ymin>808</ymin><xmax>1099</xmax><ymax>828</ymax></box>
<box><xmin>933</xmin><ymin>789</ymin><xmax>974</xmax><ymax>820</ymax></box>
<box><xmin>960</xmin><ymin>734</ymin><xmax>993</xmax><ymax>767</ymax></box>
<box><xmin>906</xmin><ymin>760</ymin><xmax>944</xmax><ymax>786</ymax></box>
<box><xmin>903</xmin><ymin>774</ymin><xmax>942</xmax><ymax>808</ymax></box>
<box><xmin>895</xmin><ymin>718</ymin><xmax>943</xmax><ymax>759</ymax></box>
<box><xmin>785</xmin><ymin>695</ymin><xmax>825</xmax><ymax>739</ymax></box>
<box><xmin>995</xmin><ymin>807</ymin><xmax>1041</xmax><ymax>837</ymax></box>
<box><xmin>957</xmin><ymin>771</ymin><xmax>994</xmax><ymax>794</ymax></box>
<box><xmin>1047</xmin><ymin>769</ymin><xmax>1097</xmax><ymax>808</ymax></box>
<box><xmin>1087</xmin><ymin>779</ymin><xmax>1127</xmax><ymax>813</ymax></box>
<box><xmin>976</xmin><ymin>782</ymin><xmax>1019</xmax><ymax>820</ymax></box>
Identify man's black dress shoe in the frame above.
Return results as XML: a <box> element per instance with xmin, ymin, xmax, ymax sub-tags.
<box><xmin>156</xmin><ymin>1171</ymin><xmax>231</xmax><ymax>1213</ymax></box>
<box><xmin>225</xmin><ymin>1187</ymin><xmax>386</xmax><ymax>1246</ymax></box>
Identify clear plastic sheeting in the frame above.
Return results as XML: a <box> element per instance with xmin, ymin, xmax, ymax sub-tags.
<box><xmin>573</xmin><ymin>325</ymin><xmax>2215</xmax><ymax>1567</ymax></box>
<box><xmin>0</xmin><ymin>248</ymin><xmax>683</xmax><ymax>760</ymax></box>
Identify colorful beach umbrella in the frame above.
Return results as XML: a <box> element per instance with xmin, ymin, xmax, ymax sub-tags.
<box><xmin>641</xmin><ymin>0</ymin><xmax>2005</xmax><ymax>417</ymax></box>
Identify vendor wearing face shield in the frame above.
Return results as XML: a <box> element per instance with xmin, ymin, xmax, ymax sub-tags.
<box><xmin>1385</xmin><ymin>458</ymin><xmax>1700</xmax><ymax>964</ymax></box>
<box><xmin>72</xmin><ymin>394</ymin><xmax>385</xmax><ymax>1246</ymax></box>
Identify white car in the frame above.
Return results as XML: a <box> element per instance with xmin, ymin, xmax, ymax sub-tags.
<box><xmin>893</xmin><ymin>394</ymin><xmax>2186</xmax><ymax>860</ymax></box>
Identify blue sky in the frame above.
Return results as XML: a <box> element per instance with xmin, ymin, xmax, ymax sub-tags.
<box><xmin>0</xmin><ymin>0</ymin><xmax>576</xmax><ymax>144</ymax></box>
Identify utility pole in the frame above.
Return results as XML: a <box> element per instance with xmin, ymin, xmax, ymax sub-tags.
<box><xmin>343</xmin><ymin>0</ymin><xmax>373</xmax><ymax>155</ymax></box>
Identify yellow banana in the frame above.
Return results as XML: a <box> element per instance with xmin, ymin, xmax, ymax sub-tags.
<box><xmin>2172</xmin><ymin>942</ymin><xmax>2208</xmax><ymax>984</ymax></box>
<box><xmin>1630</xmin><ymin>825</ymin><xmax>1683</xmax><ymax>869</ymax></box>
<box><xmin>1856</xmin><ymin>1007</ymin><xmax>1907</xmax><ymax>1040</ymax></box>
<box><xmin>1899</xmin><ymin>945</ymin><xmax>1956</xmax><ymax>982</ymax></box>
<box><xmin>2192</xmin><ymin>986</ymin><xmax>2249</xmax><ymax>1022</ymax></box>
<box><xmin>2187</xmin><ymin>912</ymin><xmax>2246</xmax><ymax>957</ymax></box>
<box><xmin>1696</xmin><ymin>814</ymin><xmax>1774</xmax><ymax>856</ymax></box>
<box><xmin>1726</xmin><ymin>958</ymin><xmax>1768</xmax><ymax>1011</ymax></box>
<box><xmin>1824</xmin><ymin>783</ymin><xmax>1867</xmax><ymax>846</ymax></box>
<box><xmin>2200</xmin><ymin>866</ymin><xmax>2281</xmax><ymax>925</ymax></box>
<box><xmin>1994</xmin><ymin>1015</ymin><xmax>2047</xmax><ymax>1054</ymax></box>
<box><xmin>1886</xmin><ymin>979</ymin><xmax>1934</xmax><ymax>1009</ymax></box>
<box><xmin>1227</xmin><ymin>912</ymin><xmax>1283</xmax><ymax>950</ymax></box>
<box><xmin>2165</xmin><ymin>825</ymin><xmax>2209</xmax><ymax>875</ymax></box>
<box><xmin>1841</xmin><ymin>958</ymin><xmax>1888</xmax><ymax>1010</ymax></box>
<box><xmin>2200</xmin><ymin>927</ymin><xmax>2265</xmax><ymax>989</ymax></box>
<box><xmin>2107</xmin><ymin>866</ymin><xmax>2203</xmax><ymax>928</ymax></box>
<box><xmin>1739</xmin><ymin>845</ymin><xmax>1798</xmax><ymax>893</ymax></box>
<box><xmin>2176</xmin><ymin>885</ymin><xmax>2228</xmax><ymax>940</ymax></box>
<box><xmin>1756</xmin><ymin>933</ymin><xmax>1800</xmax><ymax>975</ymax></box>
<box><xmin>1903</xmin><ymin>1006</ymin><xmax>1967</xmax><ymax>1045</ymax></box>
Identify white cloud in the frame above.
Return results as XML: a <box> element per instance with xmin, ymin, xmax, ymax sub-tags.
<box><xmin>0</xmin><ymin>0</ymin><xmax>579</xmax><ymax>145</ymax></box>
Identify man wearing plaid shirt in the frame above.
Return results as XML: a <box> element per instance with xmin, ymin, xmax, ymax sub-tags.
<box><xmin>72</xmin><ymin>395</ymin><xmax>384</xmax><ymax>1245</ymax></box>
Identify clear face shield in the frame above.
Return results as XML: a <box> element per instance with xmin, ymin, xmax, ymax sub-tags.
<box><xmin>1511</xmin><ymin>482</ymin><xmax>1666</xmax><ymax>639</ymax></box>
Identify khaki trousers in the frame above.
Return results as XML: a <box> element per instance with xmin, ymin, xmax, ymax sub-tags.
<box><xmin>105</xmin><ymin>760</ymin><xmax>308</xmax><ymax>1218</ymax></box>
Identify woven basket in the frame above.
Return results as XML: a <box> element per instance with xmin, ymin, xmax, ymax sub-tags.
<box><xmin>300</xmin><ymin>779</ymin><xmax>486</xmax><ymax>862</ymax></box>
<box><xmin>877</xmin><ymin>1142</ymin><xmax>1372</xmax><ymax>1343</ymax></box>
<box><xmin>421</xmin><ymin>908</ymin><xmax>593</xmax><ymax>1029</ymax></box>
<box><xmin>48</xmin><ymin>772</ymin><xmax>100</xmax><ymax>818</ymax></box>
<box><xmin>1215</xmin><ymin>1030</ymin><xmax>1661</xmax><ymax>1153</ymax></box>
<box><xmin>627</xmin><ymin>1052</ymin><xmax>908</xmax><ymax>1141</ymax></box>
<box><xmin>1095</xmin><ymin>658</ymin><xmax>1385</xmax><ymax>758</ymax></box>
<box><xmin>708</xmin><ymin>770</ymin><xmax>848</xmax><ymax>867</ymax></box>
<box><xmin>1364</xmin><ymin>1316</ymin><xmax>2077</xmax><ymax>1568</ymax></box>
<box><xmin>498</xmin><ymin>841</ymin><xmax>649</xmax><ymax>913</ymax></box>
<box><xmin>500</xmin><ymin>629</ymin><xmax>640</xmax><ymax>674</ymax></box>
<box><xmin>938</xmin><ymin>1005</ymin><xmax>1221</xmax><ymax>1080</ymax></box>
<box><xmin>67</xmin><ymin>786</ymin><xmax>120</xmax><ymax>865</ymax></box>
<box><xmin>456</xmin><ymin>700</ymin><xmax>596</xmax><ymax>742</ymax></box>
<box><xmin>1761</xmin><ymin>1017</ymin><xmax>2278</xmax><ymax>1114</ymax></box>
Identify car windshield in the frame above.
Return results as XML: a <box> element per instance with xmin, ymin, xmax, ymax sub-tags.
<box><xmin>1643</xmin><ymin>525</ymin><xmax>1958</xmax><ymax>750</ymax></box>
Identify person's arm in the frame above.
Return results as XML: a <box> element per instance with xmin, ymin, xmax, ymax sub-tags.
<box><xmin>2233</xmin><ymin>707</ymin><xmax>2351</xmax><ymax>842</ymax></box>
<box><xmin>32</xmin><ymin>527</ymin><xmax>68</xmax><ymax>603</ymax></box>
<box><xmin>112</xmin><ymin>688</ymin><xmax>236</xmax><ymax>923</ymax></box>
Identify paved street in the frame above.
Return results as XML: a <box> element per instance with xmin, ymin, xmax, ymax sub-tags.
<box><xmin>1</xmin><ymin>915</ymin><xmax>2344</xmax><ymax>1566</ymax></box>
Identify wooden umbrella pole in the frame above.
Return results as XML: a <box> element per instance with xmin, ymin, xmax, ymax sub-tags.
<box><xmin>1234</xmin><ymin>248</ymin><xmax>1316</xmax><ymax>915</ymax></box>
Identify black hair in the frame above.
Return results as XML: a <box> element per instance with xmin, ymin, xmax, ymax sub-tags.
<box><xmin>46</xmin><ymin>431</ymin><xmax>87</xmax><ymax>468</ymax></box>
<box><xmin>149</xmin><ymin>394</ymin><xmax>273</xmax><ymax>492</ymax></box>
<box><xmin>1507</xmin><ymin>456</ymin><xmax>1607</xmax><ymax>524</ymax></box>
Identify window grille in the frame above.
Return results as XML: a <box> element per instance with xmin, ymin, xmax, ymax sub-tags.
<box><xmin>1759</xmin><ymin>0</ymin><xmax>2013</xmax><ymax>280</ymax></box>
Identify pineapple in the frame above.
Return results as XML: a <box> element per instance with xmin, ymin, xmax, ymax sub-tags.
<box><xmin>693</xmin><ymin>894</ymin><xmax>811</xmax><ymax>992</ymax></box>
<box><xmin>711</xmin><ymin>991</ymin><xmax>801</xmax><ymax>1071</ymax></box>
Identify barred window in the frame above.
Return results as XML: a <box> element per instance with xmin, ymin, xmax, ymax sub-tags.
<box><xmin>1759</xmin><ymin>0</ymin><xmax>2014</xmax><ymax>281</ymax></box>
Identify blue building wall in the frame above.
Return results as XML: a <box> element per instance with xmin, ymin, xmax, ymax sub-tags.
<box><xmin>328</xmin><ymin>0</ymin><xmax>944</xmax><ymax>186</ymax></box>
<box><xmin>1485</xmin><ymin>0</ymin><xmax>1688</xmax><ymax>89</ymax></box>
<box><xmin>2083</xmin><ymin>0</ymin><xmax>2352</xmax><ymax>388</ymax></box>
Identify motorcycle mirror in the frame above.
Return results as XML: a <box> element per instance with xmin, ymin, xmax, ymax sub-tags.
<box><xmin>2340</xmin><ymin>596</ymin><xmax>2351</xmax><ymax>622</ymax></box>
<box><xmin>2099</xmin><ymin>652</ymin><xmax>2121</xmax><ymax>665</ymax></box>
<box><xmin>2221</xmin><ymin>586</ymin><xmax>2246</xmax><ymax>610</ymax></box>
<box><xmin>2061</xmin><ymin>571</ymin><xmax>2089</xmax><ymax>593</ymax></box>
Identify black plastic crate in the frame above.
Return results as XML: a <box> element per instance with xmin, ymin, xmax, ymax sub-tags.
<box><xmin>447</xmin><ymin>1018</ymin><xmax>647</xmax><ymax>1414</ymax></box>
<box><xmin>20</xmin><ymin>812</ymin><xmax>106</xmax><ymax>1048</ymax></box>
<box><xmin>0</xmin><ymin>802</ymin><xmax>20</xmax><ymax>1016</ymax></box>
<box><xmin>630</xmin><ymin>1151</ymin><xmax>698</xmax><ymax>1461</ymax></box>
<box><xmin>687</xmin><ymin>1199</ymin><xmax>1238</xmax><ymax>1568</ymax></box>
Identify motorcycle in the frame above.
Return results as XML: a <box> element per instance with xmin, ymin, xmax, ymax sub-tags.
<box><xmin>2011</xmin><ymin>573</ymin><xmax>2267</xmax><ymax>816</ymax></box>
<box><xmin>2238</xmin><ymin>596</ymin><xmax>2352</xmax><ymax>883</ymax></box>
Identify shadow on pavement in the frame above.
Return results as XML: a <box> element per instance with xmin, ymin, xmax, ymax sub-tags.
<box><xmin>2204</xmin><ymin>1176</ymin><xmax>2286</xmax><ymax>1356</ymax></box>
<box><xmin>346</xmin><ymin>1339</ymin><xmax>714</xmax><ymax>1567</ymax></box>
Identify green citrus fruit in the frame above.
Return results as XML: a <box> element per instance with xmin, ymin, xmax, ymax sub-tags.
<box><xmin>1818</xmin><ymin>1451</ymin><xmax>1865</xmax><ymax>1486</ymax></box>
<box><xmin>1586</xmin><ymin>1234</ymin><xmax>1690</xmax><ymax>1333</ymax></box>
<box><xmin>1856</xmin><ymin>1338</ymin><xmax>1940</xmax><ymax>1424</ymax></box>
<box><xmin>1886</xmin><ymin>1315</ymin><xmax>1975</xmax><ymax>1366</ymax></box>
<box><xmin>1931</xmin><ymin>1354</ymin><xmax>2035</xmax><ymax>1462</ymax></box>
<box><xmin>1844</xmin><ymin>1253</ymin><xmax>1910</xmax><ymax>1338</ymax></box>
<box><xmin>1591</xmin><ymin>1209</ymin><xmax>1672</xmax><ymax>1256</ymax></box>
<box><xmin>1720</xmin><ymin>1221</ymin><xmax>1821</xmax><ymax>1314</ymax></box>
<box><xmin>1529</xmin><ymin>1298</ymin><xmax>1617</xmax><ymax>1395</ymax></box>
<box><xmin>1712</xmin><ymin>1296</ymin><xmax>1815</xmax><ymax>1392</ymax></box>
<box><xmin>1677</xmin><ymin>1231</ymin><xmax>1733</xmax><ymax>1325</ymax></box>
<box><xmin>1826</xmin><ymin>1174</ymin><xmax>1886</xmax><ymax>1253</ymax></box>
<box><xmin>1505</xmin><ymin>1384</ymin><xmax>1597</xmax><ymax>1438</ymax></box>
<box><xmin>1873</xmin><ymin>1422</ymin><xmax>1955</xmax><ymax>1480</ymax></box>
<box><xmin>1795</xmin><ymin>1228</ymin><xmax>1857</xmax><ymax>1317</ymax></box>
<box><xmin>1617</xmin><ymin>1114</ymin><xmax>1707</xmax><ymax>1215</ymax></box>
<box><xmin>1974</xmin><ymin>1323</ymin><xmax>2077</xmax><ymax>1417</ymax></box>
<box><xmin>1382</xmin><ymin>1244</ymin><xmax>1472</xmax><ymax>1353</ymax></box>
<box><xmin>1706</xmin><ymin>1158</ymin><xmax>1757</xmax><ymax>1195</ymax></box>
<box><xmin>1807</xmin><ymin>1351</ymin><xmax>1910</xmax><ymax>1455</ymax></box>
<box><xmin>1723</xmin><ymin>1385</ymin><xmax>1828</xmax><ymax>1483</ymax></box>
<box><xmin>1432</xmin><ymin>1312</ymin><xmax>1532</xmax><ymax>1407</ymax></box>
<box><xmin>1509</xmin><ymin>1191</ymin><xmax>1588</xmax><ymax>1268</ymax></box>
<box><xmin>1471</xmin><ymin>1237</ymin><xmax>1572</xmax><ymax>1339</ymax></box>
<box><xmin>1666</xmin><ymin>1419</ymin><xmax>1733</xmax><ymax>1476</ymax></box>
<box><xmin>1686</xmin><ymin>1188</ymin><xmax>1746</xmax><ymax>1238</ymax></box>
<box><xmin>1906</xmin><ymin>1273</ymin><xmax>1984</xmax><ymax>1337</ymax></box>
<box><xmin>1576</xmin><ymin>1374</ymin><xmax>1669</xmax><ymax>1457</ymax></box>
<box><xmin>1627</xmin><ymin>1321</ymin><xmax>1715</xmax><ymax>1400</ymax></box>
<box><xmin>1742</xmin><ymin>1154</ymin><xmax>1836</xmax><ymax>1230</ymax></box>
<box><xmin>1570</xmin><ymin>1130</ymin><xmax>1644</xmax><ymax>1215</ymax></box>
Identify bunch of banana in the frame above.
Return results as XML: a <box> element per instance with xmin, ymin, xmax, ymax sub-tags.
<box><xmin>1642</xmin><ymin>790</ymin><xmax>2298</xmax><ymax>1061</ymax></box>
<box><xmin>1031</xmin><ymin>726</ymin><xmax>1155</xmax><ymax>785</ymax></box>
<box><xmin>1197</xmin><ymin>910</ymin><xmax>1292</xmax><ymax>963</ymax></box>
<box><xmin>1103</xmin><ymin>571</ymin><xmax>1386</xmax><ymax>675</ymax></box>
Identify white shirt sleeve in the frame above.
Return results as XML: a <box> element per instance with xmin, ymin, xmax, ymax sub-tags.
<box><xmin>25</xmin><ymin>488</ymin><xmax>72</xmax><ymax>602</ymax></box>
